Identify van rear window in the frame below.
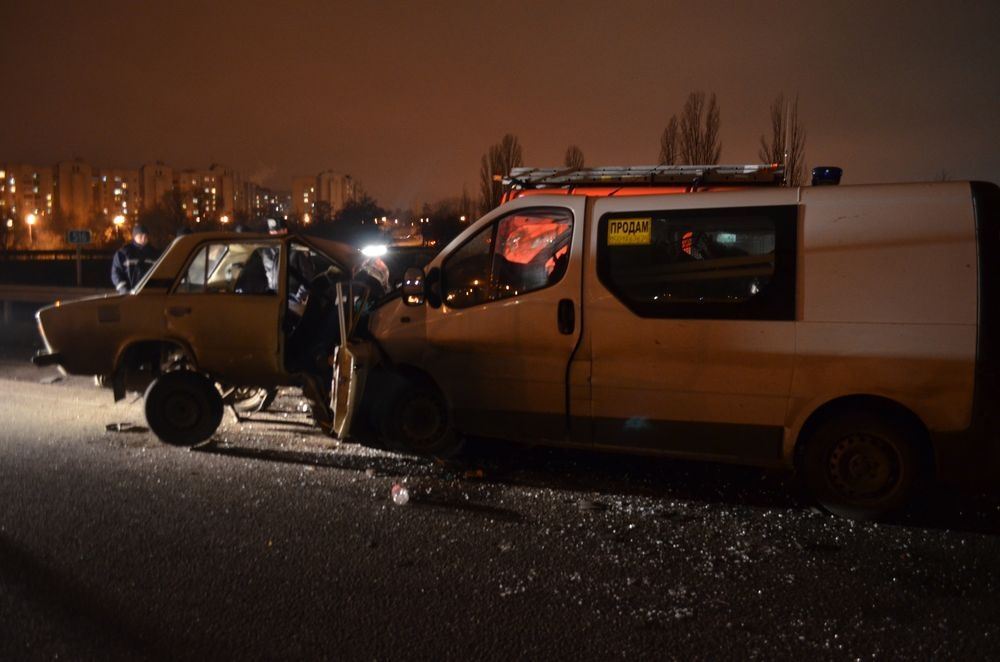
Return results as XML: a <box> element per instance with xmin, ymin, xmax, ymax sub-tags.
<box><xmin>597</xmin><ymin>205</ymin><xmax>797</xmax><ymax>320</ymax></box>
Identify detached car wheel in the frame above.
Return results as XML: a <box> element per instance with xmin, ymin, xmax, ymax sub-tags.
<box><xmin>799</xmin><ymin>412</ymin><xmax>921</xmax><ymax>520</ymax></box>
<box><xmin>144</xmin><ymin>371</ymin><xmax>224</xmax><ymax>446</ymax></box>
<box><xmin>380</xmin><ymin>384</ymin><xmax>461</xmax><ymax>457</ymax></box>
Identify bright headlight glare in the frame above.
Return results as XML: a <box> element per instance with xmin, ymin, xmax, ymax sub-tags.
<box><xmin>361</xmin><ymin>244</ymin><xmax>388</xmax><ymax>257</ymax></box>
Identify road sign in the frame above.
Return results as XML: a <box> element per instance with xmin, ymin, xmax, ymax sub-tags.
<box><xmin>67</xmin><ymin>229</ymin><xmax>92</xmax><ymax>245</ymax></box>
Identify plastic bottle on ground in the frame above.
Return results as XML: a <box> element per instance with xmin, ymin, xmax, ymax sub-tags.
<box><xmin>391</xmin><ymin>482</ymin><xmax>410</xmax><ymax>506</ymax></box>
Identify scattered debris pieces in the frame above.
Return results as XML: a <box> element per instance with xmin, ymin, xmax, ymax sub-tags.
<box><xmin>105</xmin><ymin>422</ymin><xmax>147</xmax><ymax>433</ymax></box>
<box><xmin>577</xmin><ymin>498</ymin><xmax>607</xmax><ymax>513</ymax></box>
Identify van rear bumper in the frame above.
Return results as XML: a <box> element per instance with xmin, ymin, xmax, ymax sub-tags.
<box><xmin>952</xmin><ymin>183</ymin><xmax>1000</xmax><ymax>486</ymax></box>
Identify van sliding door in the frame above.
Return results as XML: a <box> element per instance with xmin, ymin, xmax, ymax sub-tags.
<box><xmin>585</xmin><ymin>192</ymin><xmax>800</xmax><ymax>464</ymax></box>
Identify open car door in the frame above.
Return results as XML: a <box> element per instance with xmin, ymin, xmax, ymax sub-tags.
<box><xmin>329</xmin><ymin>281</ymin><xmax>356</xmax><ymax>439</ymax></box>
<box><xmin>329</xmin><ymin>280</ymin><xmax>373</xmax><ymax>439</ymax></box>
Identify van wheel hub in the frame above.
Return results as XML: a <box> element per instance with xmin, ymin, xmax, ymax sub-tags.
<box><xmin>828</xmin><ymin>433</ymin><xmax>899</xmax><ymax>499</ymax></box>
<box><xmin>399</xmin><ymin>396</ymin><xmax>443</xmax><ymax>446</ymax></box>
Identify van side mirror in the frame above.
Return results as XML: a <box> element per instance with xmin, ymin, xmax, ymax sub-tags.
<box><xmin>401</xmin><ymin>267</ymin><xmax>425</xmax><ymax>306</ymax></box>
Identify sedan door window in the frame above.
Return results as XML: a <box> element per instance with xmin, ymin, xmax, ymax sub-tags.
<box><xmin>176</xmin><ymin>242</ymin><xmax>278</xmax><ymax>295</ymax></box>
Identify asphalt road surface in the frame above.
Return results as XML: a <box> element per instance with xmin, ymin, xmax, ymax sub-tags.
<box><xmin>1</xmin><ymin>323</ymin><xmax>999</xmax><ymax>660</ymax></box>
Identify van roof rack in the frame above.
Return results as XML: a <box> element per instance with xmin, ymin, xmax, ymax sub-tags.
<box><xmin>504</xmin><ymin>164</ymin><xmax>785</xmax><ymax>189</ymax></box>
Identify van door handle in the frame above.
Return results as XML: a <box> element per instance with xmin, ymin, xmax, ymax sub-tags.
<box><xmin>557</xmin><ymin>299</ymin><xmax>575</xmax><ymax>335</ymax></box>
<box><xmin>167</xmin><ymin>306</ymin><xmax>192</xmax><ymax>317</ymax></box>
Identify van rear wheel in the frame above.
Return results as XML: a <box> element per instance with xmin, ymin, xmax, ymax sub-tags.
<box><xmin>145</xmin><ymin>371</ymin><xmax>224</xmax><ymax>446</ymax></box>
<box><xmin>799</xmin><ymin>413</ymin><xmax>920</xmax><ymax>520</ymax></box>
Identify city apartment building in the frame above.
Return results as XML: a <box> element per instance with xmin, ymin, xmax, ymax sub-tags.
<box><xmin>291</xmin><ymin>176</ymin><xmax>316</xmax><ymax>218</ymax></box>
<box><xmin>1</xmin><ymin>159</ymin><xmax>351</xmax><ymax>245</ymax></box>
<box><xmin>94</xmin><ymin>168</ymin><xmax>141</xmax><ymax>222</ymax></box>
<box><xmin>140</xmin><ymin>162</ymin><xmax>174</xmax><ymax>211</ymax></box>
<box><xmin>0</xmin><ymin>166</ymin><xmax>11</xmax><ymax>221</ymax></box>
<box><xmin>173</xmin><ymin>164</ymin><xmax>248</xmax><ymax>224</ymax></box>
<box><xmin>209</xmin><ymin>164</ymin><xmax>247</xmax><ymax>220</ymax></box>
<box><xmin>317</xmin><ymin>170</ymin><xmax>355</xmax><ymax>214</ymax></box>
<box><xmin>292</xmin><ymin>171</ymin><xmax>355</xmax><ymax>218</ymax></box>
<box><xmin>55</xmin><ymin>159</ymin><xmax>94</xmax><ymax>224</ymax></box>
<box><xmin>252</xmin><ymin>186</ymin><xmax>290</xmax><ymax>219</ymax></box>
<box><xmin>0</xmin><ymin>164</ymin><xmax>54</xmax><ymax>222</ymax></box>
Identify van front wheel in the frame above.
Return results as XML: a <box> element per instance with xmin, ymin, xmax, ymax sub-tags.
<box><xmin>799</xmin><ymin>413</ymin><xmax>920</xmax><ymax>520</ymax></box>
<box><xmin>380</xmin><ymin>385</ymin><xmax>461</xmax><ymax>457</ymax></box>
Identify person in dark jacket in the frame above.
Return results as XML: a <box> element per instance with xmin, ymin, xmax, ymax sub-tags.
<box><xmin>111</xmin><ymin>224</ymin><xmax>159</xmax><ymax>293</ymax></box>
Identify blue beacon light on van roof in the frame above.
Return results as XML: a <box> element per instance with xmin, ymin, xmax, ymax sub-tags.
<box><xmin>811</xmin><ymin>166</ymin><xmax>843</xmax><ymax>186</ymax></box>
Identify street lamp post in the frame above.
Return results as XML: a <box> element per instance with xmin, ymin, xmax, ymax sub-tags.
<box><xmin>113</xmin><ymin>214</ymin><xmax>125</xmax><ymax>239</ymax></box>
<box><xmin>26</xmin><ymin>213</ymin><xmax>37</xmax><ymax>244</ymax></box>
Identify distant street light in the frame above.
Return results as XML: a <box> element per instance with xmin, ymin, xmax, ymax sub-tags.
<box><xmin>26</xmin><ymin>213</ymin><xmax>37</xmax><ymax>244</ymax></box>
<box><xmin>113</xmin><ymin>214</ymin><xmax>125</xmax><ymax>239</ymax></box>
<box><xmin>220</xmin><ymin>214</ymin><xmax>230</xmax><ymax>225</ymax></box>
<box><xmin>303</xmin><ymin>213</ymin><xmax>311</xmax><ymax>224</ymax></box>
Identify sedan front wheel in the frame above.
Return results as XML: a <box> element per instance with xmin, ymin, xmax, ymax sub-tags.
<box><xmin>144</xmin><ymin>371</ymin><xmax>224</xmax><ymax>446</ymax></box>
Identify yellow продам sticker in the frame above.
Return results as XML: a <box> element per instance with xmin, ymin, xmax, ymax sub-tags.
<box><xmin>607</xmin><ymin>218</ymin><xmax>652</xmax><ymax>246</ymax></box>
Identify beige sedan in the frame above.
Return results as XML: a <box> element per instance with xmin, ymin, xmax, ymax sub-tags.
<box><xmin>34</xmin><ymin>231</ymin><xmax>380</xmax><ymax>445</ymax></box>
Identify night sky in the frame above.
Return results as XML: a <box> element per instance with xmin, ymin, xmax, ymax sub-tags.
<box><xmin>1</xmin><ymin>0</ymin><xmax>998</xmax><ymax>209</ymax></box>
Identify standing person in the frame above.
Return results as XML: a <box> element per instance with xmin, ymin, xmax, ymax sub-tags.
<box><xmin>111</xmin><ymin>224</ymin><xmax>159</xmax><ymax>294</ymax></box>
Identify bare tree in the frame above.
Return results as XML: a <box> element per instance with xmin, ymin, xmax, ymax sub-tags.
<box><xmin>564</xmin><ymin>145</ymin><xmax>585</xmax><ymax>169</ymax></box>
<box><xmin>479</xmin><ymin>133</ymin><xmax>523</xmax><ymax>214</ymax></box>
<box><xmin>658</xmin><ymin>116</ymin><xmax>679</xmax><ymax>165</ymax></box>
<box><xmin>759</xmin><ymin>94</ymin><xmax>806</xmax><ymax>186</ymax></box>
<box><xmin>678</xmin><ymin>91</ymin><xmax>722</xmax><ymax>164</ymax></box>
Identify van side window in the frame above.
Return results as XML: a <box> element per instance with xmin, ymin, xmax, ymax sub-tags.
<box><xmin>442</xmin><ymin>208</ymin><xmax>574</xmax><ymax>308</ymax></box>
<box><xmin>597</xmin><ymin>205</ymin><xmax>797</xmax><ymax>320</ymax></box>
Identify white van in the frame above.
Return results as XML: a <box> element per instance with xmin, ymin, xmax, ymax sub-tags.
<box><xmin>334</xmin><ymin>165</ymin><xmax>1000</xmax><ymax>518</ymax></box>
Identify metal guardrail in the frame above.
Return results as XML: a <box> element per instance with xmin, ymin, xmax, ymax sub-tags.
<box><xmin>0</xmin><ymin>249</ymin><xmax>115</xmax><ymax>261</ymax></box>
<box><xmin>0</xmin><ymin>284</ymin><xmax>112</xmax><ymax>323</ymax></box>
